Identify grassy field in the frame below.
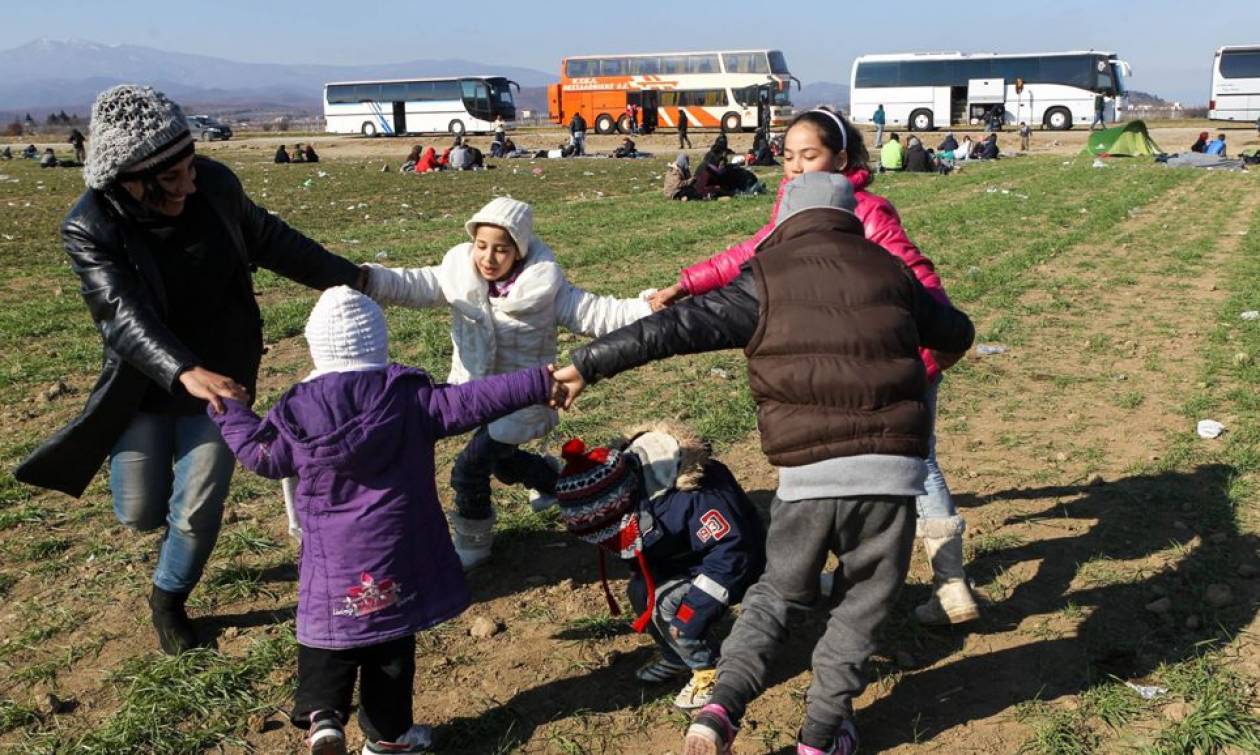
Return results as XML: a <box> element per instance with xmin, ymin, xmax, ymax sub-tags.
<box><xmin>0</xmin><ymin>144</ymin><xmax>1258</xmax><ymax>754</ymax></box>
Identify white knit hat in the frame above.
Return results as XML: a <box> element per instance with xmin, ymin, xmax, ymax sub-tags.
<box><xmin>464</xmin><ymin>197</ymin><xmax>534</xmax><ymax>259</ymax></box>
<box><xmin>304</xmin><ymin>286</ymin><xmax>389</xmax><ymax>379</ymax></box>
<box><xmin>83</xmin><ymin>84</ymin><xmax>193</xmax><ymax>190</ymax></box>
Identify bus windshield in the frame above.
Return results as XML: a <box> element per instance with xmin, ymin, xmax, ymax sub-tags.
<box><xmin>486</xmin><ymin>78</ymin><xmax>517</xmax><ymax>118</ymax></box>
<box><xmin>769</xmin><ymin>50</ymin><xmax>790</xmax><ymax>75</ymax></box>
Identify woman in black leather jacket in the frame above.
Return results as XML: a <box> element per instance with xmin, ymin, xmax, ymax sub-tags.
<box><xmin>15</xmin><ymin>85</ymin><xmax>364</xmax><ymax>654</ymax></box>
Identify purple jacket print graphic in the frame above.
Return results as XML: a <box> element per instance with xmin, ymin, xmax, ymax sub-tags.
<box><xmin>211</xmin><ymin>364</ymin><xmax>550</xmax><ymax>649</ymax></box>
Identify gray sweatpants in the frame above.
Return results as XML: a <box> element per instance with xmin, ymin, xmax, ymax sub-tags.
<box><xmin>710</xmin><ymin>495</ymin><xmax>915</xmax><ymax>744</ymax></box>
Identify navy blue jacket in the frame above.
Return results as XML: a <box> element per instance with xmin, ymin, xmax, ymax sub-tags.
<box><xmin>627</xmin><ymin>460</ymin><xmax>765</xmax><ymax>639</ymax></box>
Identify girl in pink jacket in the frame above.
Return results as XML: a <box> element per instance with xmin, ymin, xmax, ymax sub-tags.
<box><xmin>652</xmin><ymin>108</ymin><xmax>979</xmax><ymax>627</ymax></box>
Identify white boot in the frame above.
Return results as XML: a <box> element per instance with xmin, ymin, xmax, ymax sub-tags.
<box><xmin>914</xmin><ymin>515</ymin><xmax>980</xmax><ymax>625</ymax></box>
<box><xmin>528</xmin><ymin>454</ymin><xmax>563</xmax><ymax>513</ymax></box>
<box><xmin>451</xmin><ymin>512</ymin><xmax>495</xmax><ymax>571</ymax></box>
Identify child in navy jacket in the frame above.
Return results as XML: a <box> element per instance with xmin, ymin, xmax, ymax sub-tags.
<box><xmin>554</xmin><ymin>423</ymin><xmax>765</xmax><ymax>710</ymax></box>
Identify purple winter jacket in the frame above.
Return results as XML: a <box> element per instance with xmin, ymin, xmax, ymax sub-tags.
<box><xmin>210</xmin><ymin>364</ymin><xmax>550</xmax><ymax>649</ymax></box>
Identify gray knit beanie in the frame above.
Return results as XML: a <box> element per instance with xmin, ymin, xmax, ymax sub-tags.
<box><xmin>83</xmin><ymin>85</ymin><xmax>193</xmax><ymax>190</ymax></box>
<box><xmin>773</xmin><ymin>172</ymin><xmax>857</xmax><ymax>230</ymax></box>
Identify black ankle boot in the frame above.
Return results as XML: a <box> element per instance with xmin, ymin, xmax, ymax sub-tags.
<box><xmin>148</xmin><ymin>585</ymin><xmax>198</xmax><ymax>655</ymax></box>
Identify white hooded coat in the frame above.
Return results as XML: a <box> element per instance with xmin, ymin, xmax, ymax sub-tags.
<box><xmin>366</xmin><ymin>197</ymin><xmax>652</xmax><ymax>444</ymax></box>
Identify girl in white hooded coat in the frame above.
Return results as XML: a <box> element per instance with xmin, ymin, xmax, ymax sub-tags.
<box><xmin>365</xmin><ymin>197</ymin><xmax>652</xmax><ymax>568</ymax></box>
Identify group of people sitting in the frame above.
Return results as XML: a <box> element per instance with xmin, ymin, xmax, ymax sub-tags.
<box><xmin>663</xmin><ymin>135</ymin><xmax>766</xmax><ymax>201</ymax></box>
<box><xmin>879</xmin><ymin>131</ymin><xmax>1000</xmax><ymax>174</ymax></box>
<box><xmin>273</xmin><ymin>143</ymin><xmax>320</xmax><ymax>164</ymax></box>
<box><xmin>402</xmin><ymin>137</ymin><xmax>488</xmax><ymax>173</ymax></box>
<box><xmin>1189</xmin><ymin>131</ymin><xmax>1230</xmax><ymax>157</ymax></box>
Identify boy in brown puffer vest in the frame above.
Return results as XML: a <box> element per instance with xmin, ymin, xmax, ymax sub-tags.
<box><xmin>553</xmin><ymin>172</ymin><xmax>975</xmax><ymax>755</ymax></box>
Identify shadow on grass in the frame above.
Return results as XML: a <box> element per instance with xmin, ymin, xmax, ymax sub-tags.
<box><xmin>861</xmin><ymin>463</ymin><xmax>1260</xmax><ymax>749</ymax></box>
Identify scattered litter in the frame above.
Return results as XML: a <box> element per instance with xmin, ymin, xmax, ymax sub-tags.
<box><xmin>1196</xmin><ymin>419</ymin><xmax>1225</xmax><ymax>439</ymax></box>
<box><xmin>709</xmin><ymin>368</ymin><xmax>732</xmax><ymax>380</ymax></box>
<box><xmin>1124</xmin><ymin>682</ymin><xmax>1168</xmax><ymax>701</ymax></box>
<box><xmin>976</xmin><ymin>344</ymin><xmax>1008</xmax><ymax>356</ymax></box>
<box><xmin>532</xmin><ymin>167</ymin><xmax>544</xmax><ymax>176</ymax></box>
<box><xmin>374</xmin><ymin>251</ymin><xmax>388</xmax><ymax>260</ymax></box>
<box><xmin>1240</xmin><ymin>310</ymin><xmax>1259</xmax><ymax>321</ymax></box>
<box><xmin>986</xmin><ymin>186</ymin><xmax>998</xmax><ymax>193</ymax></box>
<box><xmin>317</xmin><ymin>170</ymin><xmax>329</xmax><ymax>178</ymax></box>
<box><xmin>1092</xmin><ymin>158</ymin><xmax>1107</xmax><ymax>168</ymax></box>
<box><xmin>583</xmin><ymin>171</ymin><xmax>595</xmax><ymax>176</ymax></box>
<box><xmin>301</xmin><ymin>179</ymin><xmax>313</xmax><ymax>188</ymax></box>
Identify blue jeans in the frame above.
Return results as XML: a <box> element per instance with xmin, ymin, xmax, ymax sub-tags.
<box><xmin>915</xmin><ymin>381</ymin><xmax>957</xmax><ymax>521</ymax></box>
<box><xmin>629</xmin><ymin>576</ymin><xmax>718</xmax><ymax>670</ymax></box>
<box><xmin>110</xmin><ymin>412</ymin><xmax>235</xmax><ymax>593</ymax></box>
<box><xmin>874</xmin><ymin>123</ymin><xmax>884</xmax><ymax>147</ymax></box>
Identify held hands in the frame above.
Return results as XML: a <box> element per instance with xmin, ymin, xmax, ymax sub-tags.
<box><xmin>547</xmin><ymin>364</ymin><xmax>587</xmax><ymax>410</ymax></box>
<box><xmin>648</xmin><ymin>283</ymin><xmax>687</xmax><ymax>312</ymax></box>
<box><xmin>181</xmin><ymin>366</ymin><xmax>250</xmax><ymax>414</ymax></box>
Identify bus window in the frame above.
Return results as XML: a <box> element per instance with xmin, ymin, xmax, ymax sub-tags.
<box><xmin>566</xmin><ymin>59</ymin><xmax>596</xmax><ymax>77</ymax></box>
<box><xmin>768</xmin><ymin>51</ymin><xmax>790</xmax><ymax>74</ymax></box>
<box><xmin>1003</xmin><ymin>56</ymin><xmax>1041</xmax><ymax>83</ymax></box>
<box><xmin>434</xmin><ymin>80</ymin><xmax>461</xmax><ymax>100</ymax></box>
<box><xmin>354</xmin><ymin>84</ymin><xmax>380</xmax><ymax>101</ymax></box>
<box><xmin>326</xmin><ymin>84</ymin><xmax>353</xmax><ymax>104</ymax></box>
<box><xmin>659</xmin><ymin>91</ymin><xmax>679</xmax><ymax>106</ymax></box>
<box><xmin>661</xmin><ymin>56</ymin><xmax>687</xmax><ymax>74</ymax></box>
<box><xmin>380</xmin><ymin>83</ymin><xmax>406</xmax><ymax>102</ymax></box>
<box><xmin>1220</xmin><ymin>50</ymin><xmax>1260</xmax><ymax>78</ymax></box>
<box><xmin>722</xmin><ymin>53</ymin><xmax>769</xmax><ymax>74</ymax></box>
<box><xmin>630</xmin><ymin>56</ymin><xmax>660</xmax><ymax>75</ymax></box>
<box><xmin>687</xmin><ymin>54</ymin><xmax>720</xmax><ymax>74</ymax></box>
<box><xmin>600</xmin><ymin>58</ymin><xmax>629</xmax><ymax>76</ymax></box>
<box><xmin>856</xmin><ymin>61</ymin><xmax>899</xmax><ymax>87</ymax></box>
<box><xmin>1040</xmin><ymin>55</ymin><xmax>1091</xmax><ymax>88</ymax></box>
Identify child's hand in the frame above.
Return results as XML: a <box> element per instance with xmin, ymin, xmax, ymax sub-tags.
<box><xmin>551</xmin><ymin>365</ymin><xmax>586</xmax><ymax>409</ymax></box>
<box><xmin>545</xmin><ymin>364</ymin><xmax>569</xmax><ymax>408</ymax></box>
<box><xmin>648</xmin><ymin>283</ymin><xmax>686</xmax><ymax>312</ymax></box>
<box><xmin>181</xmin><ymin>366</ymin><xmax>249</xmax><ymax>414</ymax></box>
<box><xmin>931</xmin><ymin>350</ymin><xmax>966</xmax><ymax>371</ymax></box>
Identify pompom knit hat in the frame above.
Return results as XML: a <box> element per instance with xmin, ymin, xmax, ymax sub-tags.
<box><xmin>555</xmin><ymin>438</ymin><xmax>657</xmax><ymax>633</ymax></box>
<box><xmin>464</xmin><ymin>197</ymin><xmax>534</xmax><ymax>260</ymax></box>
<box><xmin>83</xmin><ymin>85</ymin><xmax>194</xmax><ymax>190</ymax></box>
<box><xmin>303</xmin><ymin>286</ymin><xmax>389</xmax><ymax>379</ymax></box>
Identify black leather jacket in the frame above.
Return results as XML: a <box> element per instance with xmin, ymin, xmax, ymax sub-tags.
<box><xmin>15</xmin><ymin>156</ymin><xmax>360</xmax><ymax>496</ymax></box>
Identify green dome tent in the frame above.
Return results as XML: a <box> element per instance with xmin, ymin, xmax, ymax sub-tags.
<box><xmin>1080</xmin><ymin>120</ymin><xmax>1164</xmax><ymax>157</ymax></box>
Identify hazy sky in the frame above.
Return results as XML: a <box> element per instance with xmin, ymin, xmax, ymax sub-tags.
<box><xmin>3</xmin><ymin>0</ymin><xmax>1257</xmax><ymax>103</ymax></box>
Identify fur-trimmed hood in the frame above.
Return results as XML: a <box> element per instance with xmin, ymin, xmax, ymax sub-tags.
<box><xmin>613</xmin><ymin>421</ymin><xmax>710</xmax><ymax>499</ymax></box>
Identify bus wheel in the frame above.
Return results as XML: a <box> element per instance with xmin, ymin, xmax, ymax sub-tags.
<box><xmin>595</xmin><ymin>114</ymin><xmax>615</xmax><ymax>134</ymax></box>
<box><xmin>617</xmin><ymin>114</ymin><xmax>632</xmax><ymax>134</ymax></box>
<box><xmin>721</xmin><ymin>112</ymin><xmax>742</xmax><ymax>133</ymax></box>
<box><xmin>1044</xmin><ymin>107</ymin><xmax>1072</xmax><ymax>130</ymax></box>
<box><xmin>361</xmin><ymin>121</ymin><xmax>377</xmax><ymax>137</ymax></box>
<box><xmin>909</xmin><ymin>109</ymin><xmax>934</xmax><ymax>131</ymax></box>
<box><xmin>448</xmin><ymin>119</ymin><xmax>466</xmax><ymax>136</ymax></box>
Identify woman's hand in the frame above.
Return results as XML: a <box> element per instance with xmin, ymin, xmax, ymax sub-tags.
<box><xmin>179</xmin><ymin>367</ymin><xmax>249</xmax><ymax>414</ymax></box>
<box><xmin>648</xmin><ymin>283</ymin><xmax>687</xmax><ymax>312</ymax></box>
<box><xmin>550</xmin><ymin>365</ymin><xmax>587</xmax><ymax>410</ymax></box>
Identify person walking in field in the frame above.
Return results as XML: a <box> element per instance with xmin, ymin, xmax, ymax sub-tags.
<box><xmin>360</xmin><ymin>197</ymin><xmax>653</xmax><ymax>569</ymax></box>
<box><xmin>678</xmin><ymin>111</ymin><xmax>693</xmax><ymax>149</ymax></box>
<box><xmin>1019</xmin><ymin>121</ymin><xmax>1032</xmax><ymax>152</ymax></box>
<box><xmin>1091</xmin><ymin>93</ymin><xmax>1107</xmax><ymax>130</ymax></box>
<box><xmin>68</xmin><ymin>127</ymin><xmax>87</xmax><ymax>163</ymax></box>
<box><xmin>551</xmin><ymin>172</ymin><xmax>976</xmax><ymax>755</ymax></box>
<box><xmin>648</xmin><ymin>108</ymin><xmax>983</xmax><ymax>629</ymax></box>
<box><xmin>872</xmin><ymin>103</ymin><xmax>886</xmax><ymax>147</ymax></box>
<box><xmin>210</xmin><ymin>286</ymin><xmax>563</xmax><ymax>755</ymax></box>
<box><xmin>14</xmin><ymin>84</ymin><xmax>366</xmax><ymax>655</ymax></box>
<box><xmin>569</xmin><ymin>111</ymin><xmax>586</xmax><ymax>156</ymax></box>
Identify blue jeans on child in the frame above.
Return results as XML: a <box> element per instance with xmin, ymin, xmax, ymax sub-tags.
<box><xmin>450</xmin><ymin>426</ymin><xmax>558</xmax><ymax>520</ymax></box>
<box><xmin>629</xmin><ymin>576</ymin><xmax>718</xmax><ymax>670</ymax></box>
<box><xmin>915</xmin><ymin>381</ymin><xmax>957</xmax><ymax>521</ymax></box>
<box><xmin>110</xmin><ymin>412</ymin><xmax>236</xmax><ymax>593</ymax></box>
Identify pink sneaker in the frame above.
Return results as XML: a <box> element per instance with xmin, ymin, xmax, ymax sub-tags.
<box><xmin>684</xmin><ymin>703</ymin><xmax>737</xmax><ymax>755</ymax></box>
<box><xmin>797</xmin><ymin>719</ymin><xmax>859</xmax><ymax>755</ymax></box>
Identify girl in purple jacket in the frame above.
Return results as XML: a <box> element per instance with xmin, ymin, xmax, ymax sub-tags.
<box><xmin>210</xmin><ymin>286</ymin><xmax>561</xmax><ymax>755</ymax></box>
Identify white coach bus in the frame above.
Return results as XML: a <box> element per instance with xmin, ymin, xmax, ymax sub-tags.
<box><xmin>323</xmin><ymin>76</ymin><xmax>519</xmax><ymax>136</ymax></box>
<box><xmin>1210</xmin><ymin>45</ymin><xmax>1260</xmax><ymax>123</ymax></box>
<box><xmin>849</xmin><ymin>51</ymin><xmax>1131</xmax><ymax>130</ymax></box>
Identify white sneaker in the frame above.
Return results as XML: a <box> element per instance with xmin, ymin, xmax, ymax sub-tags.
<box><xmin>674</xmin><ymin>668</ymin><xmax>717</xmax><ymax>710</ymax></box>
<box><xmin>528</xmin><ymin>489</ymin><xmax>558</xmax><ymax>513</ymax></box>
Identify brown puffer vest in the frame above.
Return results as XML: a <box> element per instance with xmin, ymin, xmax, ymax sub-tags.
<box><xmin>745</xmin><ymin>208</ymin><xmax>931</xmax><ymax>467</ymax></box>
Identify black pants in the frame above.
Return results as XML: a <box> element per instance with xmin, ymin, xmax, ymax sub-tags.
<box><xmin>679</xmin><ymin>131</ymin><xmax>692</xmax><ymax>149</ymax></box>
<box><xmin>292</xmin><ymin>635</ymin><xmax>415</xmax><ymax>743</ymax></box>
<box><xmin>450</xmin><ymin>426</ymin><xmax>558</xmax><ymax>520</ymax></box>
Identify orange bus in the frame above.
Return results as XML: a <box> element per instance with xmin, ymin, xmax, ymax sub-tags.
<box><xmin>548</xmin><ymin>49</ymin><xmax>798</xmax><ymax>134</ymax></box>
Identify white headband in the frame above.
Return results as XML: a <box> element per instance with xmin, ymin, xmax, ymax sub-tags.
<box><xmin>809</xmin><ymin>109</ymin><xmax>849</xmax><ymax>153</ymax></box>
